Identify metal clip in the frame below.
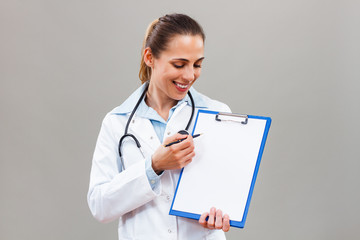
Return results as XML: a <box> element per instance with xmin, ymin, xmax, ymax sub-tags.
<box><xmin>215</xmin><ymin>112</ymin><xmax>248</xmax><ymax>124</ymax></box>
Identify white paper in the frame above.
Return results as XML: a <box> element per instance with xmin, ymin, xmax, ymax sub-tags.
<box><xmin>171</xmin><ymin>112</ymin><xmax>267</xmax><ymax>222</ymax></box>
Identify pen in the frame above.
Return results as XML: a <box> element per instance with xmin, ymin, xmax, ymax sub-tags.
<box><xmin>164</xmin><ymin>133</ymin><xmax>203</xmax><ymax>147</ymax></box>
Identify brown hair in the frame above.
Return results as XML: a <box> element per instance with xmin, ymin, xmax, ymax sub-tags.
<box><xmin>139</xmin><ymin>13</ymin><xmax>205</xmax><ymax>84</ymax></box>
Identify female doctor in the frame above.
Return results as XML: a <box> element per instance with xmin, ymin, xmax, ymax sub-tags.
<box><xmin>87</xmin><ymin>13</ymin><xmax>231</xmax><ymax>239</ymax></box>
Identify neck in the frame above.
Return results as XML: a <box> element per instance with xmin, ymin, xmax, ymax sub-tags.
<box><xmin>145</xmin><ymin>84</ymin><xmax>178</xmax><ymax>121</ymax></box>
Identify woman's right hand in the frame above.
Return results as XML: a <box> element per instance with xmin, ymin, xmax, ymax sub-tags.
<box><xmin>151</xmin><ymin>133</ymin><xmax>195</xmax><ymax>175</ymax></box>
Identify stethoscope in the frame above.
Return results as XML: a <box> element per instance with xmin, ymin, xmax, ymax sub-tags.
<box><xmin>118</xmin><ymin>81</ymin><xmax>195</xmax><ymax>170</ymax></box>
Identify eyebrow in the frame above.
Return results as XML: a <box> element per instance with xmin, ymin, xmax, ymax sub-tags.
<box><xmin>171</xmin><ymin>57</ymin><xmax>205</xmax><ymax>62</ymax></box>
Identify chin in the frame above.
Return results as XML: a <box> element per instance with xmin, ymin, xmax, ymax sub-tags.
<box><xmin>171</xmin><ymin>92</ymin><xmax>188</xmax><ymax>101</ymax></box>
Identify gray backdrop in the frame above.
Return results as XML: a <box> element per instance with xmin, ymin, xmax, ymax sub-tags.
<box><xmin>1</xmin><ymin>0</ymin><xmax>359</xmax><ymax>239</ymax></box>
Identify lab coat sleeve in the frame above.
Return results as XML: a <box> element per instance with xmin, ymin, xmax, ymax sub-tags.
<box><xmin>87</xmin><ymin>113</ymin><xmax>161</xmax><ymax>223</ymax></box>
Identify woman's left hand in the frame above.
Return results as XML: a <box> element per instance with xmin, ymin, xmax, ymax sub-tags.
<box><xmin>198</xmin><ymin>207</ymin><xmax>230</xmax><ymax>232</ymax></box>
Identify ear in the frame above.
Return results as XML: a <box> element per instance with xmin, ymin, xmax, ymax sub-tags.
<box><xmin>143</xmin><ymin>47</ymin><xmax>154</xmax><ymax>67</ymax></box>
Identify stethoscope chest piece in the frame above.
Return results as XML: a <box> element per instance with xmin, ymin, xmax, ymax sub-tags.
<box><xmin>178</xmin><ymin>130</ymin><xmax>189</xmax><ymax>135</ymax></box>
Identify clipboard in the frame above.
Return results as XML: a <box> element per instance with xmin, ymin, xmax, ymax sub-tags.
<box><xmin>169</xmin><ymin>110</ymin><xmax>271</xmax><ymax>228</ymax></box>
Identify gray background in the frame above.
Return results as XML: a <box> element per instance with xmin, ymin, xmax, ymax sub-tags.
<box><xmin>1</xmin><ymin>0</ymin><xmax>359</xmax><ymax>239</ymax></box>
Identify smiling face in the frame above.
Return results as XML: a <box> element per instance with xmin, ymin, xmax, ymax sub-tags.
<box><xmin>144</xmin><ymin>34</ymin><xmax>204</xmax><ymax>108</ymax></box>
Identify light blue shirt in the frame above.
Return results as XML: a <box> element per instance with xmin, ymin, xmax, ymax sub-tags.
<box><xmin>136</xmin><ymin>95</ymin><xmax>189</xmax><ymax>143</ymax></box>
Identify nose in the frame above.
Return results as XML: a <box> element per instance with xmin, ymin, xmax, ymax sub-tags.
<box><xmin>182</xmin><ymin>66</ymin><xmax>195</xmax><ymax>82</ymax></box>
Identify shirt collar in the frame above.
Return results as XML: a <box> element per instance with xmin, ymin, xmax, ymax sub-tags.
<box><xmin>111</xmin><ymin>83</ymin><xmax>209</xmax><ymax>115</ymax></box>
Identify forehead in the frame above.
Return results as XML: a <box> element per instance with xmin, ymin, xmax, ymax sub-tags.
<box><xmin>160</xmin><ymin>35</ymin><xmax>204</xmax><ymax>59</ymax></box>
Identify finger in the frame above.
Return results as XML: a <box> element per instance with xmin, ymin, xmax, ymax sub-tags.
<box><xmin>172</xmin><ymin>137</ymin><xmax>194</xmax><ymax>153</ymax></box>
<box><xmin>171</xmin><ymin>141</ymin><xmax>194</xmax><ymax>161</ymax></box>
<box><xmin>186</xmin><ymin>134</ymin><xmax>193</xmax><ymax>143</ymax></box>
<box><xmin>207</xmin><ymin>207</ymin><xmax>216</xmax><ymax>229</ymax></box>
<box><xmin>183</xmin><ymin>148</ymin><xmax>196</xmax><ymax>167</ymax></box>
<box><xmin>179</xmin><ymin>135</ymin><xmax>194</xmax><ymax>149</ymax></box>
<box><xmin>199</xmin><ymin>212</ymin><xmax>209</xmax><ymax>227</ymax></box>
<box><xmin>182</xmin><ymin>157</ymin><xmax>193</xmax><ymax>168</ymax></box>
<box><xmin>163</xmin><ymin>133</ymin><xmax>188</xmax><ymax>145</ymax></box>
<box><xmin>164</xmin><ymin>136</ymin><xmax>191</xmax><ymax>151</ymax></box>
<box><xmin>175</xmin><ymin>133</ymin><xmax>189</xmax><ymax>140</ymax></box>
<box><xmin>222</xmin><ymin>214</ymin><xmax>230</xmax><ymax>232</ymax></box>
<box><xmin>215</xmin><ymin>209</ymin><xmax>223</xmax><ymax>229</ymax></box>
<box><xmin>181</xmin><ymin>143</ymin><xmax>195</xmax><ymax>157</ymax></box>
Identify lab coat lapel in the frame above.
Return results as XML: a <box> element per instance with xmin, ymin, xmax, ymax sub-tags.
<box><xmin>166</xmin><ymin>103</ymin><xmax>193</xmax><ymax>134</ymax></box>
<box><xmin>128</xmin><ymin>116</ymin><xmax>161</xmax><ymax>152</ymax></box>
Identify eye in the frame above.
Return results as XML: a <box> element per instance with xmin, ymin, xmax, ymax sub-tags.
<box><xmin>173</xmin><ymin>64</ymin><xmax>184</xmax><ymax>69</ymax></box>
<box><xmin>194</xmin><ymin>64</ymin><xmax>202</xmax><ymax>68</ymax></box>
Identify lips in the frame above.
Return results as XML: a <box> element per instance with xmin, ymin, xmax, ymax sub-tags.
<box><xmin>174</xmin><ymin>82</ymin><xmax>188</xmax><ymax>89</ymax></box>
<box><xmin>173</xmin><ymin>81</ymin><xmax>190</xmax><ymax>92</ymax></box>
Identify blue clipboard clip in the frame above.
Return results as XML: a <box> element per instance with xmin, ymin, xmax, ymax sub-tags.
<box><xmin>215</xmin><ymin>112</ymin><xmax>248</xmax><ymax>125</ymax></box>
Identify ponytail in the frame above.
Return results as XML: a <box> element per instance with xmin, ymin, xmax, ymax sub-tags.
<box><xmin>139</xmin><ymin>19</ymin><xmax>159</xmax><ymax>84</ymax></box>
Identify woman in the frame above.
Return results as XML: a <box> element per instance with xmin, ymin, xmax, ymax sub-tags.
<box><xmin>87</xmin><ymin>13</ymin><xmax>231</xmax><ymax>239</ymax></box>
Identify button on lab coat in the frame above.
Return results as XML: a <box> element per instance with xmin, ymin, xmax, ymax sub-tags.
<box><xmin>87</xmin><ymin>85</ymin><xmax>231</xmax><ymax>240</ymax></box>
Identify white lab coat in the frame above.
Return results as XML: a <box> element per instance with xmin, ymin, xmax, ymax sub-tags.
<box><xmin>87</xmin><ymin>85</ymin><xmax>231</xmax><ymax>240</ymax></box>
